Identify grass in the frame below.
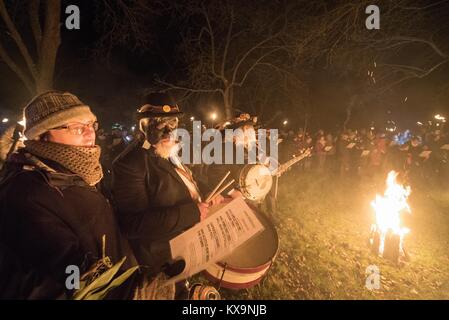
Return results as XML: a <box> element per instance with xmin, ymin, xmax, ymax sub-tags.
<box><xmin>192</xmin><ymin>166</ymin><xmax>449</xmax><ymax>300</ymax></box>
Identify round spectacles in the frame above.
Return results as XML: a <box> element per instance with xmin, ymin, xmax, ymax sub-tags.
<box><xmin>52</xmin><ymin>121</ymin><xmax>99</xmax><ymax>135</ymax></box>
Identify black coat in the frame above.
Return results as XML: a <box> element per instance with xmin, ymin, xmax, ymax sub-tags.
<box><xmin>111</xmin><ymin>141</ymin><xmax>201</xmax><ymax>275</ymax></box>
<box><xmin>0</xmin><ymin>153</ymin><xmax>137</xmax><ymax>299</ymax></box>
<box><xmin>0</xmin><ymin>242</ymin><xmax>65</xmax><ymax>299</ymax></box>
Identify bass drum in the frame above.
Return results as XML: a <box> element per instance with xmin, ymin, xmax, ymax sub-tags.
<box><xmin>204</xmin><ymin>205</ymin><xmax>279</xmax><ymax>290</ymax></box>
<box><xmin>239</xmin><ymin>164</ymin><xmax>273</xmax><ymax>202</ymax></box>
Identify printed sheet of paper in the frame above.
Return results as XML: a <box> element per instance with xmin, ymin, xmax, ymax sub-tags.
<box><xmin>419</xmin><ymin>150</ymin><xmax>432</xmax><ymax>158</ymax></box>
<box><xmin>361</xmin><ymin>150</ymin><xmax>370</xmax><ymax>157</ymax></box>
<box><xmin>346</xmin><ymin>143</ymin><xmax>356</xmax><ymax>149</ymax></box>
<box><xmin>166</xmin><ymin>197</ymin><xmax>264</xmax><ymax>284</ymax></box>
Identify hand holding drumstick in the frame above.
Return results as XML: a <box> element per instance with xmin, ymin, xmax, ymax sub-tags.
<box><xmin>197</xmin><ymin>172</ymin><xmax>235</xmax><ymax>221</ymax></box>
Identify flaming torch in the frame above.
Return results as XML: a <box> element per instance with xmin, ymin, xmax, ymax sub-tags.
<box><xmin>369</xmin><ymin>171</ymin><xmax>411</xmax><ymax>263</ymax></box>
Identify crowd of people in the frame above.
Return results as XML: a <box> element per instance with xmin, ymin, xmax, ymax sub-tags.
<box><xmin>277</xmin><ymin>125</ymin><xmax>449</xmax><ymax>186</ymax></box>
<box><xmin>94</xmin><ymin>118</ymin><xmax>449</xmax><ymax>188</ymax></box>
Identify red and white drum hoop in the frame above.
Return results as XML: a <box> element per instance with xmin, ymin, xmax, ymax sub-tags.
<box><xmin>204</xmin><ymin>205</ymin><xmax>279</xmax><ymax>290</ymax></box>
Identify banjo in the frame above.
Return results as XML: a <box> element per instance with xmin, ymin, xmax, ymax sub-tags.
<box><xmin>239</xmin><ymin>148</ymin><xmax>312</xmax><ymax>202</ymax></box>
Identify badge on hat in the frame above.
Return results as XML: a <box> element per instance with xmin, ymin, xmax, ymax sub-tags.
<box><xmin>163</xmin><ymin>105</ymin><xmax>171</xmax><ymax>113</ymax></box>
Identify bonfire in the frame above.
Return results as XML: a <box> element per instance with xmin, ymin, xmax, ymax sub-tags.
<box><xmin>369</xmin><ymin>171</ymin><xmax>411</xmax><ymax>263</ymax></box>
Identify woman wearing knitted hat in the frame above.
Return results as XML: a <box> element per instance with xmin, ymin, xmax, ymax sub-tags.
<box><xmin>0</xmin><ymin>91</ymin><xmax>172</xmax><ymax>299</ymax></box>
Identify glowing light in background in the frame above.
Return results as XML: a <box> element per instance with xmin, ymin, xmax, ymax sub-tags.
<box><xmin>434</xmin><ymin>114</ymin><xmax>446</xmax><ymax>122</ymax></box>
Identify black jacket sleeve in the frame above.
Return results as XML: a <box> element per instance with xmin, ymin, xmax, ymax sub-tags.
<box><xmin>111</xmin><ymin>150</ymin><xmax>200</xmax><ymax>241</ymax></box>
<box><xmin>12</xmin><ymin>192</ymin><xmax>84</xmax><ymax>283</ymax></box>
<box><xmin>0</xmin><ymin>242</ymin><xmax>66</xmax><ymax>300</ymax></box>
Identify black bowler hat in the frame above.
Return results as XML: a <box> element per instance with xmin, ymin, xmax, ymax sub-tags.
<box><xmin>136</xmin><ymin>92</ymin><xmax>183</xmax><ymax>119</ymax></box>
<box><xmin>222</xmin><ymin>113</ymin><xmax>258</xmax><ymax>130</ymax></box>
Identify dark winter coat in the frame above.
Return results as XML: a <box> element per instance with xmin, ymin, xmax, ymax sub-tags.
<box><xmin>111</xmin><ymin>140</ymin><xmax>201</xmax><ymax>275</ymax></box>
<box><xmin>0</xmin><ymin>151</ymin><xmax>137</xmax><ymax>299</ymax></box>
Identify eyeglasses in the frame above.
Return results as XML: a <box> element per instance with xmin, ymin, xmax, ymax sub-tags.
<box><xmin>52</xmin><ymin>121</ymin><xmax>99</xmax><ymax>135</ymax></box>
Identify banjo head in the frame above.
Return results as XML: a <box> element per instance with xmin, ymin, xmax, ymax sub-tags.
<box><xmin>239</xmin><ymin>164</ymin><xmax>273</xmax><ymax>201</ymax></box>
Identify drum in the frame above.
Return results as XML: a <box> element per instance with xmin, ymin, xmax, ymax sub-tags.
<box><xmin>203</xmin><ymin>205</ymin><xmax>279</xmax><ymax>290</ymax></box>
<box><xmin>239</xmin><ymin>164</ymin><xmax>273</xmax><ymax>202</ymax></box>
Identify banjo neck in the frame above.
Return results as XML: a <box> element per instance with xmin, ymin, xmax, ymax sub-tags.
<box><xmin>272</xmin><ymin>148</ymin><xmax>312</xmax><ymax>177</ymax></box>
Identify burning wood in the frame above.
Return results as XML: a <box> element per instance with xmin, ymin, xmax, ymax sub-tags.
<box><xmin>369</xmin><ymin>171</ymin><xmax>411</xmax><ymax>263</ymax></box>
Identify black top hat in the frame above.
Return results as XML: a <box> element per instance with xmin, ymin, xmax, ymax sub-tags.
<box><xmin>136</xmin><ymin>92</ymin><xmax>183</xmax><ymax>119</ymax></box>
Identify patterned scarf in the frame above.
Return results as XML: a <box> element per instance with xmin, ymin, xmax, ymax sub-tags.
<box><xmin>24</xmin><ymin>140</ymin><xmax>103</xmax><ymax>186</ymax></box>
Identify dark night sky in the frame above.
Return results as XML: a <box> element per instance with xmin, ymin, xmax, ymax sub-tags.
<box><xmin>1</xmin><ymin>0</ymin><xmax>448</xmax><ymax>132</ymax></box>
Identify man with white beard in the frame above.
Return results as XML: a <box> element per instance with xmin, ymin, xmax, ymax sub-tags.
<box><xmin>111</xmin><ymin>93</ymin><xmax>222</xmax><ymax>280</ymax></box>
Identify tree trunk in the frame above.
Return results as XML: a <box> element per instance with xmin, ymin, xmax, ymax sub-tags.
<box><xmin>36</xmin><ymin>0</ymin><xmax>61</xmax><ymax>93</ymax></box>
<box><xmin>343</xmin><ymin>95</ymin><xmax>357</xmax><ymax>131</ymax></box>
<box><xmin>223</xmin><ymin>86</ymin><xmax>233</xmax><ymax>119</ymax></box>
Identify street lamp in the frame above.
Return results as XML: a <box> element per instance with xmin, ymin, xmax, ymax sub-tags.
<box><xmin>210</xmin><ymin>112</ymin><xmax>217</xmax><ymax>127</ymax></box>
<box><xmin>2</xmin><ymin>118</ymin><xmax>8</xmax><ymax>123</ymax></box>
<box><xmin>283</xmin><ymin>120</ymin><xmax>288</xmax><ymax>126</ymax></box>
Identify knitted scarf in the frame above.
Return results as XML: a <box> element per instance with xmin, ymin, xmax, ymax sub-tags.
<box><xmin>24</xmin><ymin>140</ymin><xmax>103</xmax><ymax>186</ymax></box>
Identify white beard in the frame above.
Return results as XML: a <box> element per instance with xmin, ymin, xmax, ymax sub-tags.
<box><xmin>153</xmin><ymin>140</ymin><xmax>177</xmax><ymax>159</ymax></box>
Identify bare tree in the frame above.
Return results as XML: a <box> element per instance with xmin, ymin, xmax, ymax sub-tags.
<box><xmin>303</xmin><ymin>0</ymin><xmax>449</xmax><ymax>127</ymax></box>
<box><xmin>0</xmin><ymin>0</ymin><xmax>61</xmax><ymax>95</ymax></box>
<box><xmin>0</xmin><ymin>0</ymin><xmax>160</xmax><ymax>97</ymax></box>
<box><xmin>92</xmin><ymin>0</ymin><xmax>163</xmax><ymax>63</ymax></box>
<box><xmin>155</xmin><ymin>0</ymin><xmax>296</xmax><ymax>118</ymax></box>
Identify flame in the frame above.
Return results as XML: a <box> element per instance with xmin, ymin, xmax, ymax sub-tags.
<box><xmin>371</xmin><ymin>171</ymin><xmax>411</xmax><ymax>255</ymax></box>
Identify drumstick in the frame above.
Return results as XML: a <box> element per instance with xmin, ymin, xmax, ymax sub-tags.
<box><xmin>208</xmin><ymin>179</ymin><xmax>235</xmax><ymax>204</ymax></box>
<box><xmin>205</xmin><ymin>171</ymin><xmax>230</xmax><ymax>203</ymax></box>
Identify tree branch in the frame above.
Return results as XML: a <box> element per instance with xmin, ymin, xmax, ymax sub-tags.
<box><xmin>155</xmin><ymin>79</ymin><xmax>224</xmax><ymax>94</ymax></box>
<box><xmin>36</xmin><ymin>0</ymin><xmax>61</xmax><ymax>93</ymax></box>
<box><xmin>28</xmin><ymin>0</ymin><xmax>42</xmax><ymax>58</ymax></box>
<box><xmin>0</xmin><ymin>0</ymin><xmax>38</xmax><ymax>81</ymax></box>
<box><xmin>233</xmin><ymin>48</ymin><xmax>283</xmax><ymax>87</ymax></box>
<box><xmin>221</xmin><ymin>4</ymin><xmax>233</xmax><ymax>80</ymax></box>
<box><xmin>398</xmin><ymin>0</ymin><xmax>449</xmax><ymax>10</ymax></box>
<box><xmin>0</xmin><ymin>41</ymin><xmax>35</xmax><ymax>94</ymax></box>
<box><xmin>387</xmin><ymin>36</ymin><xmax>447</xmax><ymax>58</ymax></box>
<box><xmin>379</xmin><ymin>58</ymin><xmax>449</xmax><ymax>93</ymax></box>
<box><xmin>230</xmin><ymin>11</ymin><xmax>287</xmax><ymax>85</ymax></box>
<box><xmin>201</xmin><ymin>4</ymin><xmax>220</xmax><ymax>80</ymax></box>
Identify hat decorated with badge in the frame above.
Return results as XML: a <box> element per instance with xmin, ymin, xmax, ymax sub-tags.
<box><xmin>136</xmin><ymin>92</ymin><xmax>183</xmax><ymax>120</ymax></box>
<box><xmin>217</xmin><ymin>113</ymin><xmax>258</xmax><ymax>131</ymax></box>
